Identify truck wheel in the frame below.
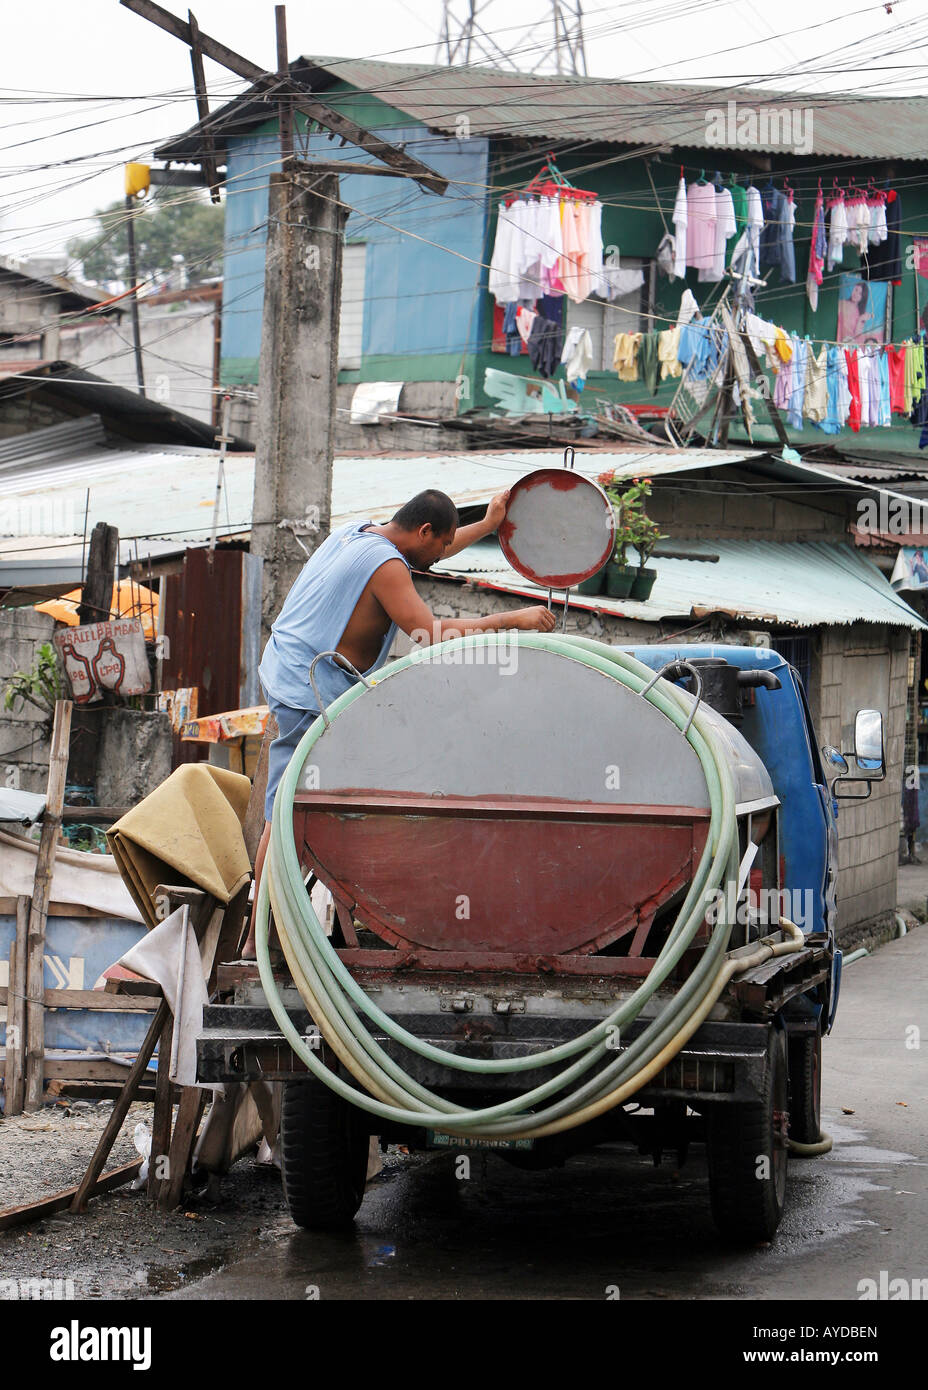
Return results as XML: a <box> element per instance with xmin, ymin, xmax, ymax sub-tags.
<box><xmin>788</xmin><ymin>1026</ymin><xmax>822</xmax><ymax>1147</ymax></box>
<box><xmin>280</xmin><ymin>1078</ymin><xmax>370</xmax><ymax>1230</ymax></box>
<box><xmin>706</xmin><ymin>1028</ymin><xmax>789</xmax><ymax>1244</ymax></box>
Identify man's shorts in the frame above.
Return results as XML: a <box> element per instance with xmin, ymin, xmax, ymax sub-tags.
<box><xmin>264</xmin><ymin>696</ymin><xmax>320</xmax><ymax>822</ymax></box>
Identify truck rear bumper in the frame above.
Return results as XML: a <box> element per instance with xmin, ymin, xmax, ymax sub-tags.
<box><xmin>196</xmin><ymin>1006</ymin><xmax>772</xmax><ymax>1105</ymax></box>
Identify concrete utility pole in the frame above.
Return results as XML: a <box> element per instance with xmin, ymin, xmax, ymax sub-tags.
<box><xmin>250</xmin><ymin>167</ymin><xmax>348</xmax><ymax>643</ymax></box>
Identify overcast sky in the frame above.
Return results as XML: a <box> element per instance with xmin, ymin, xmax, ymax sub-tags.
<box><xmin>2</xmin><ymin>0</ymin><xmax>926</xmax><ymax>262</ymax></box>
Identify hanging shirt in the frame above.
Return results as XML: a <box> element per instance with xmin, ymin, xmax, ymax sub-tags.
<box><xmin>685</xmin><ymin>182</ymin><xmax>717</xmax><ymax>272</ymax></box>
<box><xmin>613</xmin><ymin>332</ymin><xmax>642</xmax><ymax>380</ymax></box>
<box><xmin>699</xmin><ymin>186</ymin><xmax>736</xmax><ymax>282</ymax></box>
<box><xmin>560</xmin><ymin>326</ymin><xmax>594</xmax><ymax>389</ymax></box>
<box><xmin>658</xmin><ymin>326</ymin><xmax>682</xmax><ymax>379</ymax></box>
<box><xmin>786</xmin><ymin>335</ymin><xmax>807</xmax><ymax>428</ymax></box>
<box><xmin>877</xmin><ymin>348</ymin><xmax>891</xmax><ymax>426</ymax></box>
<box><xmin>730</xmin><ymin>182</ymin><xmax>748</xmax><ymax>237</ymax></box>
<box><xmin>806</xmin><ymin>189</ymin><xmax>826</xmax><ymax>312</ymax></box>
<box><xmin>887</xmin><ymin>345</ymin><xmax>907</xmax><ymax>413</ymax></box>
<box><xmin>816</xmin><ymin>345</ymin><xmax>851</xmax><ymax>434</ymax></box>
<box><xmin>638</xmin><ymin>333</ymin><xmax>661</xmax><ymax>394</ymax></box>
<box><xmin>827</xmin><ymin>200</ymin><xmax>848</xmax><ymax>273</ymax></box>
<box><xmin>782</xmin><ymin>197</ymin><xmax>797</xmax><ymax>284</ymax></box>
<box><xmin>759</xmin><ymin>187</ymin><xmax>786</xmax><ymax>273</ymax></box>
<box><xmin>730</xmin><ymin>186</ymin><xmax>763</xmax><ymax>281</ymax></box>
<box><xmin>804</xmin><ymin>344</ymin><xmax>829</xmax><ymax>423</ymax></box>
<box><xmin>904</xmin><ymin>340</ymin><xmax>925</xmax><ymax>413</ymax></box>
<box><xmin>672</xmin><ymin>177</ymin><xmax>688</xmax><ymax>279</ymax></box>
<box><xmin>845</xmin><ymin>348</ymin><xmax>862</xmax><ymax>432</ymax></box>
<box><xmin>527</xmin><ymin>314</ymin><xmax>563</xmax><ymax>378</ymax></box>
<box><xmin>596</xmin><ymin>256</ymin><xmax>644</xmax><ymax>301</ymax></box>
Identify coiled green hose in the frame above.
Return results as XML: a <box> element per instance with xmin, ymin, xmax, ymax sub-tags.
<box><xmin>255</xmin><ymin>634</ymin><xmax>796</xmax><ymax>1140</ymax></box>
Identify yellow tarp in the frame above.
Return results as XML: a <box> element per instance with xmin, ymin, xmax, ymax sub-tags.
<box><xmin>106</xmin><ymin>764</ymin><xmax>251</xmax><ymax>928</ymax></box>
<box><xmin>36</xmin><ymin>579</ymin><xmax>159</xmax><ymax>641</ymax></box>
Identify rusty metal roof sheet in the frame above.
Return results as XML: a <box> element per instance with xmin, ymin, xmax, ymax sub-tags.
<box><xmin>156</xmin><ymin>55</ymin><xmax>928</xmax><ymax>164</ymax></box>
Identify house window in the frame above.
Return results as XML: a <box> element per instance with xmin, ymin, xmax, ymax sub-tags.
<box><xmin>564</xmin><ymin>258</ymin><xmax>651</xmax><ymax>371</ymax></box>
<box><xmin>338</xmin><ymin>243</ymin><xmax>366</xmax><ymax>369</ymax></box>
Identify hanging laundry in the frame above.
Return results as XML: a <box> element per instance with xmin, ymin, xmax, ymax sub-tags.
<box><xmin>806</xmin><ymin>188</ymin><xmax>826</xmax><ymax>312</ymax></box>
<box><xmin>904</xmin><ymin>339</ymin><xmax>925</xmax><ymax>413</ymax></box>
<box><xmin>887</xmin><ymin>343</ymin><xmax>907</xmax><ymax>413</ymax></box>
<box><xmin>613</xmin><ymin>332</ymin><xmax>642</xmax><ymax>381</ymax></box>
<box><xmin>672</xmin><ymin>177</ymin><xmax>688</xmax><ymax>279</ymax></box>
<box><xmin>515</xmin><ymin>305</ymin><xmax>537</xmax><ymax>344</ymax></box>
<box><xmin>677</xmin><ymin>316</ymin><xmax>722</xmax><ymax>379</ymax></box>
<box><xmin>730</xmin><ymin>185</ymin><xmax>763</xmax><ymax>281</ymax></box>
<box><xmin>759</xmin><ymin>185</ymin><xmax>795</xmax><ymax>283</ymax></box>
<box><xmin>527</xmin><ymin>314</ymin><xmax>563</xmax><ymax>378</ymax></box>
<box><xmin>501</xmin><ymin>301</ymin><xmax>523</xmax><ymax>355</ymax></box>
<box><xmin>685</xmin><ymin>181</ymin><xmax>717</xmax><ymax>273</ymax></box>
<box><xmin>803</xmin><ymin>344</ymin><xmax>829</xmax><ymax>423</ymax></box>
<box><xmin>877</xmin><ymin>348</ymin><xmax>891</xmax><ymax>426</ymax></box>
<box><xmin>782</xmin><ymin>194</ymin><xmax>796</xmax><ymax>285</ymax></box>
<box><xmin>786</xmin><ymin>335</ymin><xmax>808</xmax><ymax>428</ymax></box>
<box><xmin>815</xmin><ymin>345</ymin><xmax>851</xmax><ymax>434</ymax></box>
<box><xmin>699</xmin><ymin>185</ymin><xmax>736</xmax><ymax>283</ymax></box>
<box><xmin>658</xmin><ymin>326</ymin><xmax>682</xmax><ymax>380</ymax></box>
<box><xmin>560</xmin><ymin>326</ymin><xmax>594</xmax><ymax>389</ymax></box>
<box><xmin>596</xmin><ymin>255</ymin><xmax>644</xmax><ymax>301</ymax></box>
<box><xmin>845</xmin><ymin>348</ymin><xmax>862</xmax><ymax>432</ymax></box>
<box><xmin>827</xmin><ymin>196</ymin><xmax>848</xmax><ymax>273</ymax></box>
<box><xmin>638</xmin><ymin>333</ymin><xmax>662</xmax><ymax>395</ymax></box>
<box><xmin>677</xmin><ymin>288</ymin><xmax>700</xmax><ymax>327</ymax></box>
<box><xmin>730</xmin><ymin>180</ymin><xmax>748</xmax><ymax>237</ymax></box>
<box><xmin>868</xmin><ymin>189</ymin><xmax>902</xmax><ymax>283</ymax></box>
<box><xmin>848</xmin><ymin>196</ymin><xmax>871</xmax><ymax>256</ymax></box>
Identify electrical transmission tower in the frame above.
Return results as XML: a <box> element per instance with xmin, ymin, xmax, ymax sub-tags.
<box><xmin>437</xmin><ymin>1</ymin><xmax>588</xmax><ymax>75</ymax></box>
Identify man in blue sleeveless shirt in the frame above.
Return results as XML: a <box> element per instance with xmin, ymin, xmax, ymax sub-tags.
<box><xmin>246</xmin><ymin>488</ymin><xmax>554</xmax><ymax>953</ymax></box>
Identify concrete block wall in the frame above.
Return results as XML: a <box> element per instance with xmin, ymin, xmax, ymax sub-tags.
<box><xmin>812</xmin><ymin>623</ymin><xmax>909</xmax><ymax>934</ymax></box>
<box><xmin>0</xmin><ymin>608</ymin><xmax>56</xmax><ymax>794</ymax></box>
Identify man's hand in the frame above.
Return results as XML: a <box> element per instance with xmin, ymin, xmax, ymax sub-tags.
<box><xmin>508</xmin><ymin>605</ymin><xmax>557</xmax><ymax>632</ymax></box>
<box><xmin>485</xmin><ymin>489</ymin><xmax>511</xmax><ymax>532</ymax></box>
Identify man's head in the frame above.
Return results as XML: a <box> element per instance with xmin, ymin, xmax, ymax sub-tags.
<box><xmin>388</xmin><ymin>490</ymin><xmax>458</xmax><ymax>568</ymax></box>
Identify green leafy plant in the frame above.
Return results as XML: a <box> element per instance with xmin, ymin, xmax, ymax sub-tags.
<box><xmin>598</xmin><ymin>475</ymin><xmax>667</xmax><ymax>570</ymax></box>
<box><xmin>3</xmin><ymin>642</ymin><xmax>63</xmax><ymax>727</ymax></box>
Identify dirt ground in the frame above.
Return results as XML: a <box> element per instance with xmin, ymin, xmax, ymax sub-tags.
<box><xmin>0</xmin><ymin>1099</ymin><xmax>293</xmax><ymax>1299</ymax></box>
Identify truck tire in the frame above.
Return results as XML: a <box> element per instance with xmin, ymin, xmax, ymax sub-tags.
<box><xmin>280</xmin><ymin>1078</ymin><xmax>370</xmax><ymax>1230</ymax></box>
<box><xmin>706</xmin><ymin>1027</ymin><xmax>789</xmax><ymax>1244</ymax></box>
<box><xmin>788</xmin><ymin>1026</ymin><xmax>822</xmax><ymax>1147</ymax></box>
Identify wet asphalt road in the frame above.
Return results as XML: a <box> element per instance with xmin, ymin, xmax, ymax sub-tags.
<box><xmin>170</xmin><ymin>928</ymin><xmax>928</xmax><ymax>1301</ymax></box>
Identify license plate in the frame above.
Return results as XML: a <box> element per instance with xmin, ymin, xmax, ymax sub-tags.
<box><xmin>426</xmin><ymin>1130</ymin><xmax>534</xmax><ymax>1151</ymax></box>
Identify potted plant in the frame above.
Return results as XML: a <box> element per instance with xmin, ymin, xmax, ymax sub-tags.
<box><xmin>598</xmin><ymin>474</ymin><xmax>666</xmax><ymax>601</ymax></box>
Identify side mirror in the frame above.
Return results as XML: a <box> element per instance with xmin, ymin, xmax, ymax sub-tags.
<box><xmin>853</xmin><ymin>709</ymin><xmax>885</xmax><ymax>775</ymax></box>
<box><xmin>822</xmin><ymin>745</ymin><xmax>848</xmax><ymax>775</ymax></box>
<box><xmin>834</xmin><ymin>708</ymin><xmax>886</xmax><ymax>800</ymax></box>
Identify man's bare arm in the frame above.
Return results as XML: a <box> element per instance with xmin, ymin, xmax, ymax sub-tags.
<box><xmin>369</xmin><ymin>559</ymin><xmax>555</xmax><ymax>644</ymax></box>
<box><xmin>442</xmin><ymin>488</ymin><xmax>510</xmax><ymax>560</ymax></box>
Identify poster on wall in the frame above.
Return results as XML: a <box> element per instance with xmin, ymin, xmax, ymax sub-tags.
<box><xmin>891</xmin><ymin>546</ymin><xmax>928</xmax><ymax>592</ymax></box>
<box><xmin>837</xmin><ymin>272</ymin><xmax>892</xmax><ymax>345</ymax></box>
<box><xmin>54</xmin><ymin>618</ymin><xmax>151</xmax><ymax>704</ymax></box>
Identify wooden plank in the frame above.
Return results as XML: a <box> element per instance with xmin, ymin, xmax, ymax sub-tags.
<box><xmin>119</xmin><ymin>0</ymin><xmax>448</xmax><ymax>194</ymax></box>
<box><xmin>0</xmin><ymin>899</ymin><xmax>137</xmax><ymax>920</ymax></box>
<box><xmin>159</xmin><ymin>1086</ymin><xmax>207</xmax><ymax>1210</ymax></box>
<box><xmin>3</xmin><ymin>897</ymin><xmax>29</xmax><ymax>1116</ymax></box>
<box><xmin>43</xmin><ymin>1060</ymin><xmax>158</xmax><ymax>1084</ymax></box>
<box><xmin>0</xmin><ymin>1161</ymin><xmax>142</xmax><ymax>1232</ymax></box>
<box><xmin>60</xmin><ymin>807</ymin><xmax>130</xmax><ymax>822</ymax></box>
<box><xmin>41</xmin><ymin>989</ymin><xmax>162</xmax><ymax>1011</ymax></box>
<box><xmin>275</xmin><ymin>5</ymin><xmax>294</xmax><ymax>163</ymax></box>
<box><xmin>70</xmin><ymin>998</ymin><xmax>170</xmax><ymax>1212</ymax></box>
<box><xmin>148</xmin><ymin>1013</ymin><xmax>175</xmax><ymax>1200</ymax></box>
<box><xmin>187</xmin><ymin>10</ymin><xmax>221</xmax><ymax>201</ymax></box>
<box><xmin>24</xmin><ymin>700</ymin><xmax>72</xmax><ymax>1112</ymax></box>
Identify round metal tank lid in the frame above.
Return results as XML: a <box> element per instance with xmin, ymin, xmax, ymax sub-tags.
<box><xmin>497</xmin><ymin>468</ymin><xmax>616</xmax><ymax>588</ymax></box>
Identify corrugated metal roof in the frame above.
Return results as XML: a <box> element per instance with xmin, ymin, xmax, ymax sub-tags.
<box><xmin>0</xmin><ymin>256</ymin><xmax>103</xmax><ymax>311</ymax></box>
<box><xmin>156</xmin><ymin>55</ymin><xmax>928</xmax><ymax>164</ymax></box>
<box><xmin>0</xmin><ymin>415</ymin><xmax>105</xmax><ymax>471</ymax></box>
<box><xmin>434</xmin><ymin>537</ymin><xmax>926</xmax><ymax>630</ymax></box>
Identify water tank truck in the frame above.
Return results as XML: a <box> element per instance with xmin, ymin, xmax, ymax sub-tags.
<box><xmin>198</xmin><ymin>468</ymin><xmax>886</xmax><ymax>1243</ymax></box>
